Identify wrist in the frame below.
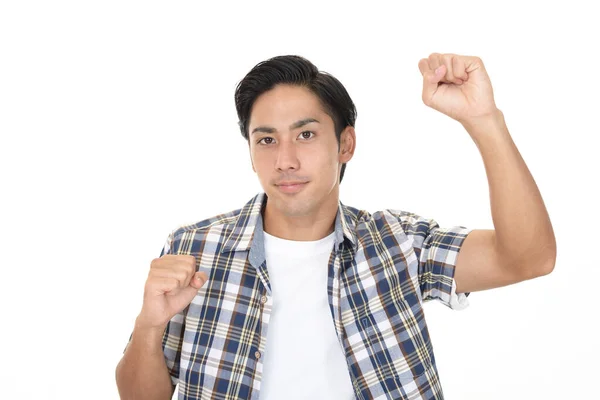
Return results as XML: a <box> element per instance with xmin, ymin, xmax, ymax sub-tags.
<box><xmin>460</xmin><ymin>108</ymin><xmax>505</xmax><ymax>133</ymax></box>
<box><xmin>134</xmin><ymin>315</ymin><xmax>168</xmax><ymax>338</ymax></box>
<box><xmin>130</xmin><ymin>317</ymin><xmax>168</xmax><ymax>356</ymax></box>
<box><xmin>461</xmin><ymin>109</ymin><xmax>509</xmax><ymax>145</ymax></box>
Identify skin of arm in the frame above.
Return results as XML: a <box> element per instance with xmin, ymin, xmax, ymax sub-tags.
<box><xmin>115</xmin><ymin>319</ymin><xmax>174</xmax><ymax>400</ymax></box>
<box><xmin>418</xmin><ymin>53</ymin><xmax>556</xmax><ymax>293</ymax></box>
<box><xmin>453</xmin><ymin>110</ymin><xmax>556</xmax><ymax>293</ymax></box>
<box><xmin>116</xmin><ymin>254</ymin><xmax>206</xmax><ymax>399</ymax></box>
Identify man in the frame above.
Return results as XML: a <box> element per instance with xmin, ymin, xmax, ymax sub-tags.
<box><xmin>115</xmin><ymin>53</ymin><xmax>556</xmax><ymax>400</ymax></box>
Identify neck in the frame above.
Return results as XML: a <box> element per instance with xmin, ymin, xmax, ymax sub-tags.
<box><xmin>262</xmin><ymin>191</ymin><xmax>338</xmax><ymax>241</ymax></box>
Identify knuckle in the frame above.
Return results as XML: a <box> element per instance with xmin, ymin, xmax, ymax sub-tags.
<box><xmin>146</xmin><ymin>268</ymin><xmax>161</xmax><ymax>282</ymax></box>
<box><xmin>175</xmin><ymin>255</ymin><xmax>196</xmax><ymax>267</ymax></box>
<box><xmin>184</xmin><ymin>257</ymin><xmax>197</xmax><ymax>272</ymax></box>
<box><xmin>144</xmin><ymin>277</ymin><xmax>158</xmax><ymax>292</ymax></box>
<box><xmin>171</xmin><ymin>276</ymin><xmax>183</xmax><ymax>288</ymax></box>
<box><xmin>161</xmin><ymin>278</ymin><xmax>178</xmax><ymax>292</ymax></box>
<box><xmin>175</xmin><ymin>270</ymin><xmax>188</xmax><ymax>283</ymax></box>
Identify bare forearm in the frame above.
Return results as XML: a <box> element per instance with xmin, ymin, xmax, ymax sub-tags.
<box><xmin>463</xmin><ymin>110</ymin><xmax>556</xmax><ymax>274</ymax></box>
<box><xmin>116</xmin><ymin>320</ymin><xmax>173</xmax><ymax>400</ymax></box>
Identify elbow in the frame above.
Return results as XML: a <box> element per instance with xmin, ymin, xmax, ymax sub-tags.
<box><xmin>533</xmin><ymin>259</ymin><xmax>555</xmax><ymax>278</ymax></box>
<box><xmin>529</xmin><ymin>230</ymin><xmax>557</xmax><ymax>278</ymax></box>
<box><xmin>512</xmin><ymin>239</ymin><xmax>556</xmax><ymax>280</ymax></box>
<box><xmin>540</xmin><ymin>238</ymin><xmax>557</xmax><ymax>276</ymax></box>
<box><xmin>539</xmin><ymin>252</ymin><xmax>556</xmax><ymax>276</ymax></box>
<box><xmin>529</xmin><ymin>244</ymin><xmax>557</xmax><ymax>278</ymax></box>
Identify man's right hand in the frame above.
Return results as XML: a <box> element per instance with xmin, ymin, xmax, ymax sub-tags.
<box><xmin>136</xmin><ymin>255</ymin><xmax>208</xmax><ymax>330</ymax></box>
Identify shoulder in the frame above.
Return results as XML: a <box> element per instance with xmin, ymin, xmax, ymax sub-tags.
<box><xmin>384</xmin><ymin>209</ymin><xmax>435</xmax><ymax>235</ymax></box>
<box><xmin>342</xmin><ymin>203</ymin><xmax>434</xmax><ymax>240</ymax></box>
<box><xmin>358</xmin><ymin>207</ymin><xmax>434</xmax><ymax>236</ymax></box>
<box><xmin>167</xmin><ymin>206</ymin><xmax>244</xmax><ymax>248</ymax></box>
<box><xmin>341</xmin><ymin>200</ymin><xmax>429</xmax><ymax>226</ymax></box>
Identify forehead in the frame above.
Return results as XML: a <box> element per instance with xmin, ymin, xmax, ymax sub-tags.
<box><xmin>249</xmin><ymin>85</ymin><xmax>331</xmax><ymax>128</ymax></box>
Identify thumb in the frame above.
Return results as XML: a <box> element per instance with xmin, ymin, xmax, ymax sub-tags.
<box><xmin>421</xmin><ymin>63</ymin><xmax>445</xmax><ymax>106</ymax></box>
<box><xmin>175</xmin><ymin>272</ymin><xmax>208</xmax><ymax>306</ymax></box>
<box><xmin>189</xmin><ymin>271</ymin><xmax>208</xmax><ymax>289</ymax></box>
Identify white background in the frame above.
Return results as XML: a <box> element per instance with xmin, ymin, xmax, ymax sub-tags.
<box><xmin>1</xmin><ymin>1</ymin><xmax>598</xmax><ymax>399</ymax></box>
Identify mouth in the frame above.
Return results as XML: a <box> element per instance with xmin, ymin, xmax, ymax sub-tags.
<box><xmin>275</xmin><ymin>182</ymin><xmax>308</xmax><ymax>194</ymax></box>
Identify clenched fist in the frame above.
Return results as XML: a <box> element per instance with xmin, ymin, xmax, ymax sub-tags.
<box><xmin>418</xmin><ymin>53</ymin><xmax>499</xmax><ymax>126</ymax></box>
<box><xmin>136</xmin><ymin>255</ymin><xmax>208</xmax><ymax>330</ymax></box>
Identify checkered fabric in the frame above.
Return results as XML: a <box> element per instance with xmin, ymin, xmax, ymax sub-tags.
<box><xmin>125</xmin><ymin>192</ymin><xmax>472</xmax><ymax>399</ymax></box>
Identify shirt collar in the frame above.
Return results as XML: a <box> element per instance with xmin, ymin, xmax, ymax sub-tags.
<box><xmin>221</xmin><ymin>192</ymin><xmax>358</xmax><ymax>256</ymax></box>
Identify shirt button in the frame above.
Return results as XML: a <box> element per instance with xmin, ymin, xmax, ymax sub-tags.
<box><xmin>260</xmin><ymin>295</ymin><xmax>268</xmax><ymax>304</ymax></box>
<box><xmin>255</xmin><ymin>350</ymin><xmax>261</xmax><ymax>359</ymax></box>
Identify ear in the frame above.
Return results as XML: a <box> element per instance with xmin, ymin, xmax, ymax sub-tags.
<box><xmin>338</xmin><ymin>126</ymin><xmax>356</xmax><ymax>164</ymax></box>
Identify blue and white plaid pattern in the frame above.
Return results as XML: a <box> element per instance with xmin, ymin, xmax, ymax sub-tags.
<box><xmin>127</xmin><ymin>192</ymin><xmax>472</xmax><ymax>399</ymax></box>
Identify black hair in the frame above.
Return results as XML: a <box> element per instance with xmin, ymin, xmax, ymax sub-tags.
<box><xmin>234</xmin><ymin>55</ymin><xmax>357</xmax><ymax>184</ymax></box>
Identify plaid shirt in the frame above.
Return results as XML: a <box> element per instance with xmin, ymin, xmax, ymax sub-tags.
<box><xmin>128</xmin><ymin>192</ymin><xmax>472</xmax><ymax>399</ymax></box>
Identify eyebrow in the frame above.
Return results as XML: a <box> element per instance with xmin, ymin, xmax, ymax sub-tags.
<box><xmin>250</xmin><ymin>118</ymin><xmax>320</xmax><ymax>135</ymax></box>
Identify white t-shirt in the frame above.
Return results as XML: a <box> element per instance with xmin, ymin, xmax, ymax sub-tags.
<box><xmin>260</xmin><ymin>230</ymin><xmax>355</xmax><ymax>400</ymax></box>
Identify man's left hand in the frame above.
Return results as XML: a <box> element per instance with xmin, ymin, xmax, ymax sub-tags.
<box><xmin>418</xmin><ymin>53</ymin><xmax>499</xmax><ymax>126</ymax></box>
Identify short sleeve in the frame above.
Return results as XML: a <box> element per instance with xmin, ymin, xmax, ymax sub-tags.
<box><xmin>123</xmin><ymin>230</ymin><xmax>186</xmax><ymax>387</ymax></box>
<box><xmin>399</xmin><ymin>213</ymin><xmax>473</xmax><ymax>310</ymax></box>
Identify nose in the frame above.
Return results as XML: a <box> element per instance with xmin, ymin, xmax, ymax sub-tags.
<box><xmin>275</xmin><ymin>140</ymin><xmax>300</xmax><ymax>172</ymax></box>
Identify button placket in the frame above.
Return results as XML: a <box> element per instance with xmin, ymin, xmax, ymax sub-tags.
<box><xmin>255</xmin><ymin>291</ymin><xmax>269</xmax><ymax>364</ymax></box>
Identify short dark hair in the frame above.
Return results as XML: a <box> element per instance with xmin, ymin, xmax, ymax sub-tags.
<box><xmin>234</xmin><ymin>55</ymin><xmax>357</xmax><ymax>184</ymax></box>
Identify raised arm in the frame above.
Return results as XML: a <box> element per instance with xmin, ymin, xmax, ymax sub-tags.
<box><xmin>417</xmin><ymin>53</ymin><xmax>557</xmax><ymax>293</ymax></box>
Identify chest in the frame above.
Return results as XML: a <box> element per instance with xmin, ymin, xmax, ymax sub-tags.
<box><xmin>176</xmin><ymin>228</ymin><xmax>436</xmax><ymax>398</ymax></box>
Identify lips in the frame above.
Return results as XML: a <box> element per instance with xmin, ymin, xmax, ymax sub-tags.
<box><xmin>276</xmin><ymin>181</ymin><xmax>308</xmax><ymax>194</ymax></box>
<box><xmin>277</xmin><ymin>181</ymin><xmax>308</xmax><ymax>186</ymax></box>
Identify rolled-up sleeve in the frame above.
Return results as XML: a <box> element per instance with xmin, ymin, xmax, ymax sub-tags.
<box><xmin>399</xmin><ymin>213</ymin><xmax>473</xmax><ymax>310</ymax></box>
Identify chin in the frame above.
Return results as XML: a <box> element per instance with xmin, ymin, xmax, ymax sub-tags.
<box><xmin>269</xmin><ymin>190</ymin><xmax>318</xmax><ymax>217</ymax></box>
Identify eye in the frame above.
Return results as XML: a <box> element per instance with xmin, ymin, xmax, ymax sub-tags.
<box><xmin>298</xmin><ymin>131</ymin><xmax>315</xmax><ymax>140</ymax></box>
<box><xmin>257</xmin><ymin>137</ymin><xmax>274</xmax><ymax>145</ymax></box>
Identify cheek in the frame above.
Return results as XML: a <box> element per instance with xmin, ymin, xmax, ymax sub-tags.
<box><xmin>305</xmin><ymin>149</ymin><xmax>339</xmax><ymax>180</ymax></box>
<box><xmin>317</xmin><ymin>147</ymin><xmax>340</xmax><ymax>168</ymax></box>
<box><xmin>251</xmin><ymin>154</ymin><xmax>274</xmax><ymax>180</ymax></box>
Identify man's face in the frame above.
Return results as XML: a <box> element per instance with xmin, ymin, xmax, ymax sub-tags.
<box><xmin>248</xmin><ymin>84</ymin><xmax>353</xmax><ymax>218</ymax></box>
